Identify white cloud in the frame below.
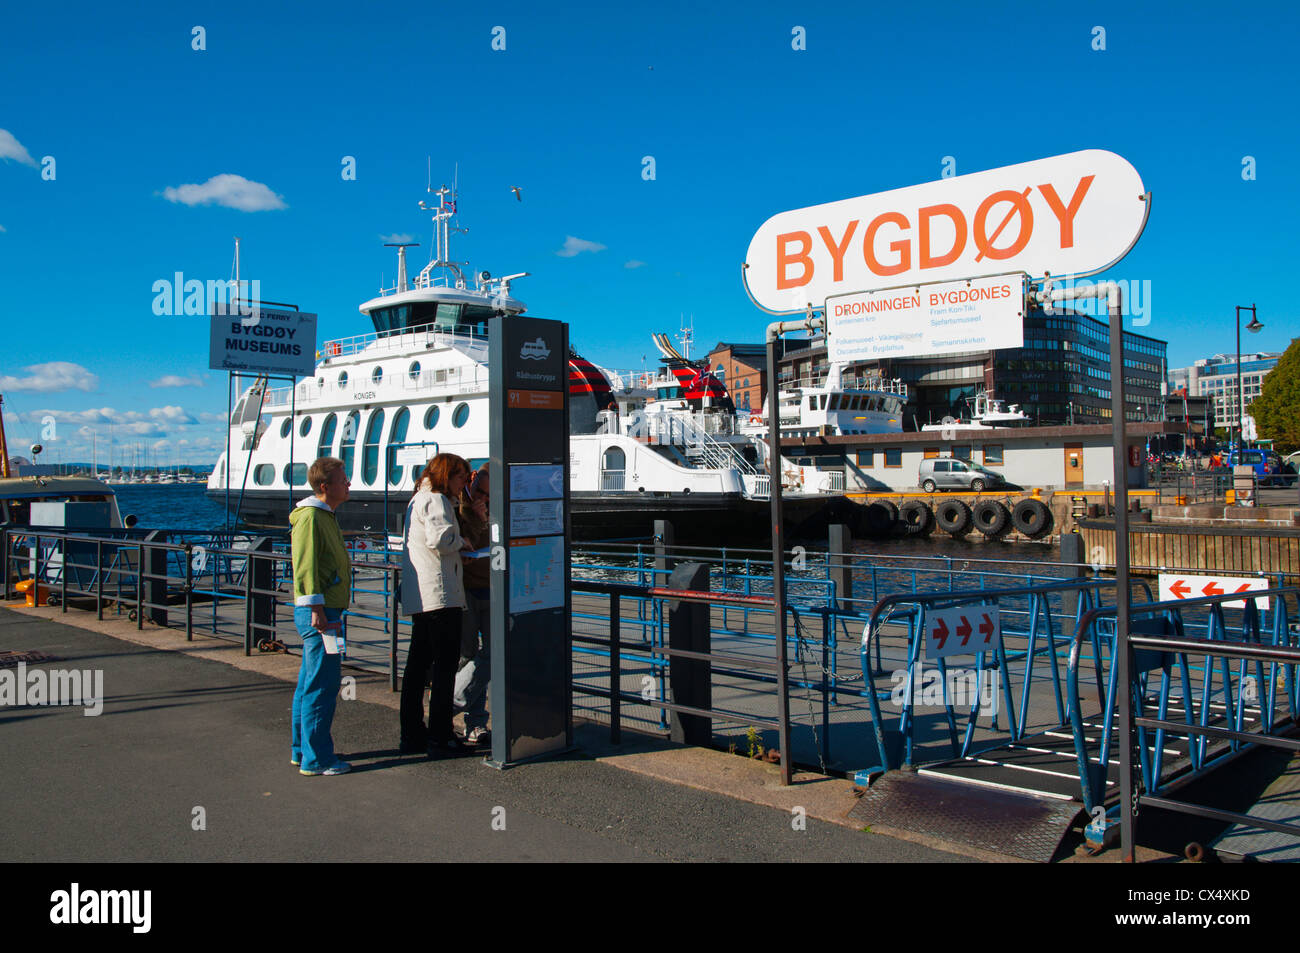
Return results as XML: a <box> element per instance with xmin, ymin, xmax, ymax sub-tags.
<box><xmin>379</xmin><ymin>233</ymin><xmax>416</xmax><ymax>244</ymax></box>
<box><xmin>161</xmin><ymin>174</ymin><xmax>287</xmax><ymax>212</ymax></box>
<box><xmin>150</xmin><ymin>374</ymin><xmax>204</xmax><ymax>388</ymax></box>
<box><xmin>0</xmin><ymin>129</ymin><xmax>36</xmax><ymax>167</ymax></box>
<box><xmin>624</xmin><ymin>259</ymin><xmax>647</xmax><ymax>269</ymax></box>
<box><xmin>198</xmin><ymin>412</ymin><xmax>228</xmax><ymax>423</ymax></box>
<box><xmin>556</xmin><ymin>235</ymin><xmax>607</xmax><ymax>258</ymax></box>
<box><xmin>0</xmin><ymin>362</ymin><xmax>98</xmax><ymax>393</ymax></box>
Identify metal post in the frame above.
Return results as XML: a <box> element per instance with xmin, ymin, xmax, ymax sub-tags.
<box><xmin>60</xmin><ymin>533</ymin><xmax>68</xmax><ymax>612</ymax></box>
<box><xmin>610</xmin><ymin>592</ymin><xmax>622</xmax><ymax>744</ymax></box>
<box><xmin>1</xmin><ymin>528</ymin><xmax>8</xmax><ymax>602</ymax></box>
<box><xmin>96</xmin><ymin>540</ymin><xmax>104</xmax><ymax>621</ymax></box>
<box><xmin>389</xmin><ymin>566</ymin><xmax>399</xmax><ymax>692</ymax></box>
<box><xmin>136</xmin><ymin>542</ymin><xmax>145</xmax><ymax>629</ymax></box>
<box><xmin>653</xmin><ymin>519</ymin><xmax>674</xmax><ymax>583</ymax></box>
<box><xmin>1109</xmin><ymin>285</ymin><xmax>1136</xmax><ymax>863</ymax></box>
<box><xmin>766</xmin><ymin>334</ymin><xmax>793</xmax><ymax>785</ymax></box>
<box><xmin>184</xmin><ymin>544</ymin><xmax>193</xmax><ymax>641</ymax></box>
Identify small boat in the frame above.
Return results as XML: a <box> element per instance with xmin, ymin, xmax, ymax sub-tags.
<box><xmin>921</xmin><ymin>390</ymin><xmax>1033</xmax><ymax>431</ymax></box>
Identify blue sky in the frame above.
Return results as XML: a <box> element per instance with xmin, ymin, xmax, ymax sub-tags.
<box><xmin>1</xmin><ymin>0</ymin><xmax>1297</xmax><ymax>464</ymax></box>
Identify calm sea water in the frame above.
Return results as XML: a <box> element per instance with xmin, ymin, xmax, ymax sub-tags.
<box><xmin>112</xmin><ymin>483</ymin><xmax>233</xmax><ymax>530</ymax></box>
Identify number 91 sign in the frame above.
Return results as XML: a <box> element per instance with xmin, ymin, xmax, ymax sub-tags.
<box><xmin>926</xmin><ymin>606</ymin><xmax>1000</xmax><ymax>660</ymax></box>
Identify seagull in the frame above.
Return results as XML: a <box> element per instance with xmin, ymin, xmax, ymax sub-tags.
<box><xmin>510</xmin><ymin>186</ymin><xmax>522</xmax><ymax>201</ymax></box>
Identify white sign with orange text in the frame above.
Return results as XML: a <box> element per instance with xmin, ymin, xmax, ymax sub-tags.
<box><xmin>744</xmin><ymin>150</ymin><xmax>1147</xmax><ymax>313</ymax></box>
<box><xmin>827</xmin><ymin>274</ymin><xmax>1025</xmax><ymax>362</ymax></box>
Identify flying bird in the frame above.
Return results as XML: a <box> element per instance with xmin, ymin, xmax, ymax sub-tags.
<box><xmin>510</xmin><ymin>186</ymin><xmax>522</xmax><ymax>201</ymax></box>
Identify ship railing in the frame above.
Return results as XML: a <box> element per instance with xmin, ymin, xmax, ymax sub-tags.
<box><xmin>316</xmin><ymin>323</ymin><xmax>489</xmax><ymax>362</ymax></box>
<box><xmin>602</xmin><ymin>369</ymin><xmax>675</xmax><ymax>391</ymax></box>
<box><xmin>263</xmin><ymin>360</ymin><xmax>490</xmax><ymax>408</ymax></box>
<box><xmin>638</xmin><ymin>412</ymin><xmax>756</xmax><ymax>475</ymax></box>
<box><xmin>783</xmin><ymin>375</ymin><xmax>908</xmax><ymax>396</ymax></box>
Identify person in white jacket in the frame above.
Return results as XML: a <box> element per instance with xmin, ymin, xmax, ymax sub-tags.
<box><xmin>399</xmin><ymin>452</ymin><xmax>472</xmax><ymax>754</ymax></box>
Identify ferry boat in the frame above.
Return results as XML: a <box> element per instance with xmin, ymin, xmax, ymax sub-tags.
<box><xmin>0</xmin><ymin>396</ymin><xmax>127</xmax><ymax>530</ymax></box>
<box><xmin>206</xmin><ymin>187</ymin><xmax>841</xmax><ymax>540</ymax></box>
<box><xmin>920</xmin><ymin>391</ymin><xmax>1033</xmax><ymax>432</ymax></box>
<box><xmin>742</xmin><ymin>362</ymin><xmax>908</xmax><ymax>440</ymax></box>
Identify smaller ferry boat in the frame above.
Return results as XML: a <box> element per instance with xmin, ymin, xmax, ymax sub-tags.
<box><xmin>920</xmin><ymin>391</ymin><xmax>1033</xmax><ymax>431</ymax></box>
<box><xmin>741</xmin><ymin>362</ymin><xmax>908</xmax><ymax>440</ymax></box>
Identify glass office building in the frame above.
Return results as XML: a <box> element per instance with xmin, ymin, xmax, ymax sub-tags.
<box><xmin>776</xmin><ymin>306</ymin><xmax>1167</xmax><ymax>429</ymax></box>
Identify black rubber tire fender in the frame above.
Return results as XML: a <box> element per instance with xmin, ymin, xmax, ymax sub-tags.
<box><xmin>898</xmin><ymin>500</ymin><xmax>934</xmax><ymax>536</ymax></box>
<box><xmin>863</xmin><ymin>500</ymin><xmax>897</xmax><ymax>536</ymax></box>
<box><xmin>934</xmin><ymin>499</ymin><xmax>972</xmax><ymax>536</ymax></box>
<box><xmin>1012</xmin><ymin>498</ymin><xmax>1053</xmax><ymax>539</ymax></box>
<box><xmin>973</xmin><ymin>500</ymin><xmax>1011</xmax><ymax>537</ymax></box>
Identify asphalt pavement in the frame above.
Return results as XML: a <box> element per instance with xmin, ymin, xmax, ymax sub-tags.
<box><xmin>0</xmin><ymin>607</ymin><xmax>966</xmax><ymax>863</ymax></box>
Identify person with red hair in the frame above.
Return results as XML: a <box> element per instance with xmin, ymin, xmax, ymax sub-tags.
<box><xmin>399</xmin><ymin>452</ymin><xmax>472</xmax><ymax>754</ymax></box>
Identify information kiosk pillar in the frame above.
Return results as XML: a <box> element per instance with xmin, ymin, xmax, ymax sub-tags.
<box><xmin>487</xmin><ymin>317</ymin><xmax>573</xmax><ymax>767</ymax></box>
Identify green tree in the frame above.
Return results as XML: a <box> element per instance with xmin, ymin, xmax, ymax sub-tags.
<box><xmin>1249</xmin><ymin>338</ymin><xmax>1300</xmax><ymax>454</ymax></box>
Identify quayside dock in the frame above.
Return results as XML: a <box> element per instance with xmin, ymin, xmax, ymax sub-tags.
<box><xmin>4</xmin><ymin>522</ymin><xmax>1299</xmax><ymax>862</ymax></box>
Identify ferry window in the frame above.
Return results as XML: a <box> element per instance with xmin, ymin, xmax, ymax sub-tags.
<box><xmin>231</xmin><ymin>397</ymin><xmax>246</xmax><ymax>423</ymax></box>
<box><xmin>317</xmin><ymin>413</ymin><xmax>337</xmax><ymax>458</ymax></box>
<box><xmin>954</xmin><ymin>446</ymin><xmax>972</xmax><ymax>461</ymax></box>
<box><xmin>299</xmin><ymin>416</ymin><xmax>312</xmax><ymax>438</ymax></box>
<box><xmin>884</xmin><ymin>448</ymin><xmax>902</xmax><ymax>468</ymax></box>
<box><xmin>435</xmin><ymin>303</ymin><xmax>462</xmax><ymax>329</ymax></box>
<box><xmin>283</xmin><ymin>463</ymin><xmax>307</xmax><ymax>486</ymax></box>
<box><xmin>337</xmin><ymin>371</ymin><xmax>348</xmax><ymax>389</ymax></box>
<box><xmin>923</xmin><ymin>448</ymin><xmax>940</xmax><ymax>459</ymax></box>
<box><xmin>820</xmin><ymin>395</ymin><xmax>829</xmax><ymax>410</ymax></box>
<box><xmin>409</xmin><ymin>361</ymin><xmax>421</xmax><ymax>382</ymax></box>
<box><xmin>254</xmin><ymin>464</ymin><xmax>275</xmax><ymax>486</ymax></box>
<box><xmin>341</xmin><ymin>411</ymin><xmax>361</xmax><ymax>479</ymax></box>
<box><xmin>362</xmin><ymin>409</ymin><xmax>386</xmax><ymax>485</ymax></box>
<box><xmin>603</xmin><ymin>447</ymin><xmax>626</xmax><ymax>471</ymax></box>
<box><xmin>280</xmin><ymin>418</ymin><xmax>291</xmax><ymax>439</ymax></box>
<box><xmin>452</xmin><ymin>403</ymin><xmax>470</xmax><ymax>428</ymax></box>
<box><xmin>983</xmin><ymin>445</ymin><xmax>1004</xmax><ymax>465</ymax></box>
<box><xmin>424</xmin><ymin>405</ymin><xmax>440</xmax><ymax>430</ymax></box>
<box><xmin>808</xmin><ymin>396</ymin><xmax>816</xmax><ymax>411</ymax></box>
<box><xmin>856</xmin><ymin>451</ymin><xmax>874</xmax><ymax>467</ymax></box>
<box><xmin>387</xmin><ymin>407</ymin><xmax>410</xmax><ymax>486</ymax></box>
<box><xmin>372</xmin><ymin>366</ymin><xmax>383</xmax><ymax>385</ymax></box>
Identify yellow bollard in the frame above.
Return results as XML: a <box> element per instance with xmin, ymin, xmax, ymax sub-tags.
<box><xmin>1225</xmin><ymin>489</ymin><xmax>1235</xmax><ymax>505</ymax></box>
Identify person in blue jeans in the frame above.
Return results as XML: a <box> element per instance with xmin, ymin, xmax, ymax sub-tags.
<box><xmin>290</xmin><ymin>457</ymin><xmax>353</xmax><ymax>776</ymax></box>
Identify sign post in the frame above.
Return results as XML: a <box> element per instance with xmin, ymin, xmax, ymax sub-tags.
<box><xmin>487</xmin><ymin>317</ymin><xmax>572</xmax><ymax>767</ymax></box>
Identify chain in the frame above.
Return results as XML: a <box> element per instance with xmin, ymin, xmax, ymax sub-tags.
<box><xmin>789</xmin><ymin>607</ymin><xmax>827</xmax><ymax>774</ymax></box>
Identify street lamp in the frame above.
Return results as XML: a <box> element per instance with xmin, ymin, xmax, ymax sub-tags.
<box><xmin>1235</xmin><ymin>304</ymin><xmax>1263</xmax><ymax>450</ymax></box>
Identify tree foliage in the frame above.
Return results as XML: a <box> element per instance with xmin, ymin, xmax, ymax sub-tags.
<box><xmin>1249</xmin><ymin>338</ymin><xmax>1300</xmax><ymax>454</ymax></box>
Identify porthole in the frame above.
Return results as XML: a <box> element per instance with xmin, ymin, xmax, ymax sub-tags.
<box><xmin>299</xmin><ymin>416</ymin><xmax>312</xmax><ymax>438</ymax></box>
<box><xmin>452</xmin><ymin>402</ymin><xmax>470</xmax><ymax>428</ymax></box>
<box><xmin>424</xmin><ymin>405</ymin><xmax>440</xmax><ymax>430</ymax></box>
<box><xmin>337</xmin><ymin>371</ymin><xmax>348</xmax><ymax>389</ymax></box>
<box><xmin>283</xmin><ymin>463</ymin><xmax>307</xmax><ymax>486</ymax></box>
<box><xmin>372</xmin><ymin>365</ymin><xmax>383</xmax><ymax>384</ymax></box>
<box><xmin>408</xmin><ymin>361</ymin><xmax>421</xmax><ymax>381</ymax></box>
<box><xmin>279</xmin><ymin>418</ymin><xmax>291</xmax><ymax>438</ymax></box>
<box><xmin>254</xmin><ymin>464</ymin><xmax>275</xmax><ymax>486</ymax></box>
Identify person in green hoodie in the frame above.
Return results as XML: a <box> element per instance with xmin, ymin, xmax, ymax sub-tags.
<box><xmin>290</xmin><ymin>456</ymin><xmax>353</xmax><ymax>776</ymax></box>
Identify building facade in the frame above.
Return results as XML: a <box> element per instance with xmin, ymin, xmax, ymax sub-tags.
<box><xmin>1167</xmin><ymin>352</ymin><xmax>1282</xmax><ymax>430</ymax></box>
<box><xmin>772</xmin><ymin>306</ymin><xmax>1167</xmax><ymax>429</ymax></box>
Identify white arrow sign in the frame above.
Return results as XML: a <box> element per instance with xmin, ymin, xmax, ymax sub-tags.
<box><xmin>1158</xmin><ymin>573</ymin><xmax>1269</xmax><ymax>610</ymax></box>
<box><xmin>925</xmin><ymin>605</ymin><xmax>1000</xmax><ymax>660</ymax></box>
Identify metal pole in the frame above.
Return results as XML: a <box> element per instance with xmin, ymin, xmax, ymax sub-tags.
<box><xmin>1108</xmin><ymin>285</ymin><xmax>1136</xmax><ymax>863</ymax></box>
<box><xmin>766</xmin><ymin>333</ymin><xmax>793</xmax><ymax>785</ymax></box>
<box><xmin>610</xmin><ymin>592</ymin><xmax>622</xmax><ymax>744</ymax></box>
<box><xmin>1236</xmin><ymin>307</ymin><xmax>1243</xmax><ymax>451</ymax></box>
<box><xmin>226</xmin><ymin>373</ymin><xmax>233</xmax><ymax>530</ymax></box>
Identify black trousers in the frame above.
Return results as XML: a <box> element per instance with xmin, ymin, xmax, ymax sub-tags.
<box><xmin>401</xmin><ymin>607</ymin><xmax>464</xmax><ymax>744</ymax></box>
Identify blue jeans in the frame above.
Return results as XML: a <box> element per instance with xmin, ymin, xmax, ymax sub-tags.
<box><xmin>291</xmin><ymin>606</ymin><xmax>344</xmax><ymax>772</ymax></box>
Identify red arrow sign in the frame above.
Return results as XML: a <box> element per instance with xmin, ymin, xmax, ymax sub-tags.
<box><xmin>1169</xmin><ymin>579</ymin><xmax>1191</xmax><ymax>598</ymax></box>
<box><xmin>979</xmin><ymin>614</ymin><xmax>995</xmax><ymax>642</ymax></box>
<box><xmin>956</xmin><ymin>616</ymin><xmax>972</xmax><ymax>645</ymax></box>
<box><xmin>932</xmin><ymin>618</ymin><xmax>949</xmax><ymax>649</ymax></box>
<box><xmin>1202</xmin><ymin>582</ymin><xmax>1224</xmax><ymax>597</ymax></box>
<box><xmin>1234</xmin><ymin>584</ymin><xmax>1252</xmax><ymax>593</ymax></box>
